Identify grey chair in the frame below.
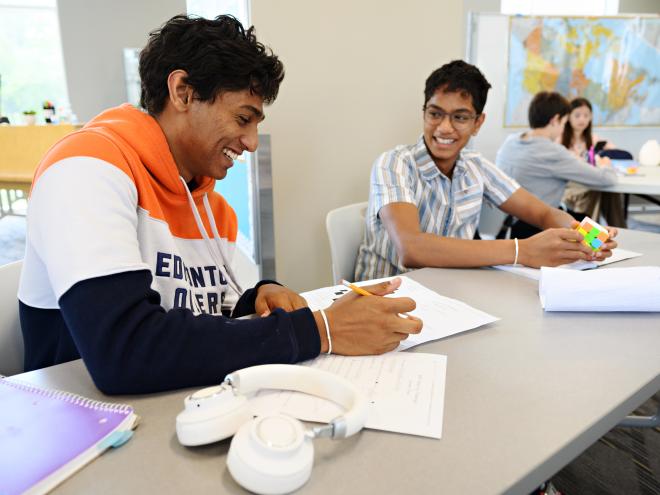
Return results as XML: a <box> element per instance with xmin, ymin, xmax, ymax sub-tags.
<box><xmin>325</xmin><ymin>202</ymin><xmax>368</xmax><ymax>283</ymax></box>
<box><xmin>477</xmin><ymin>203</ymin><xmax>509</xmax><ymax>239</ymax></box>
<box><xmin>0</xmin><ymin>260</ymin><xmax>24</xmax><ymax>375</ymax></box>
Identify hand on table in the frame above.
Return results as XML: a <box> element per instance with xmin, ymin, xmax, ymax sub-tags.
<box><xmin>596</xmin><ymin>226</ymin><xmax>619</xmax><ymax>261</ymax></box>
<box><xmin>595</xmin><ymin>155</ymin><xmax>612</xmax><ymax>168</ymax></box>
<box><xmin>519</xmin><ymin>227</ymin><xmax>596</xmax><ymax>267</ymax></box>
<box><xmin>314</xmin><ymin>278</ymin><xmax>423</xmax><ymax>355</ymax></box>
<box><xmin>570</xmin><ymin>221</ymin><xmax>619</xmax><ymax>261</ymax></box>
<box><xmin>255</xmin><ymin>284</ymin><xmax>308</xmax><ymax>316</ymax></box>
<box><xmin>520</xmin><ymin>223</ymin><xmax>619</xmax><ymax>267</ymax></box>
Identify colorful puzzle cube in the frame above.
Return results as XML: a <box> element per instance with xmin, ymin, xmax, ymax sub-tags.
<box><xmin>574</xmin><ymin>216</ymin><xmax>609</xmax><ymax>252</ymax></box>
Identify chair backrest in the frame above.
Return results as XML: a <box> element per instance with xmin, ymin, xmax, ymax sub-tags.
<box><xmin>0</xmin><ymin>260</ymin><xmax>24</xmax><ymax>375</ymax></box>
<box><xmin>478</xmin><ymin>203</ymin><xmax>509</xmax><ymax>240</ymax></box>
<box><xmin>326</xmin><ymin>202</ymin><xmax>368</xmax><ymax>283</ymax></box>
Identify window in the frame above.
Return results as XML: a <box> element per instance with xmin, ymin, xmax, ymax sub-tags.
<box><xmin>186</xmin><ymin>0</ymin><xmax>249</xmax><ymax>26</ymax></box>
<box><xmin>501</xmin><ymin>0</ymin><xmax>619</xmax><ymax>15</ymax></box>
<box><xmin>0</xmin><ymin>0</ymin><xmax>70</xmax><ymax>125</ymax></box>
<box><xmin>185</xmin><ymin>1</ymin><xmax>260</xmax><ymax>267</ymax></box>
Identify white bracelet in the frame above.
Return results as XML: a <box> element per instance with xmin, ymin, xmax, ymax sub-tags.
<box><xmin>319</xmin><ymin>309</ymin><xmax>332</xmax><ymax>355</ymax></box>
<box><xmin>513</xmin><ymin>237</ymin><xmax>519</xmax><ymax>266</ymax></box>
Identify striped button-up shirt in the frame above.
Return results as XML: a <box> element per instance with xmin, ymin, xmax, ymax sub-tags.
<box><xmin>354</xmin><ymin>136</ymin><xmax>520</xmax><ymax>281</ymax></box>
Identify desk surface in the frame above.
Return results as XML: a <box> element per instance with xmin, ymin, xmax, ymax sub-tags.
<box><xmin>15</xmin><ymin>229</ymin><xmax>660</xmax><ymax>495</ymax></box>
<box><xmin>0</xmin><ymin>125</ymin><xmax>78</xmax><ymax>186</ymax></box>
<box><xmin>592</xmin><ymin>164</ymin><xmax>660</xmax><ymax>195</ymax></box>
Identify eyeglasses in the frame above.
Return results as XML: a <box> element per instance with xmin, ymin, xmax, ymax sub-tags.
<box><xmin>423</xmin><ymin>107</ymin><xmax>479</xmax><ymax>130</ymax></box>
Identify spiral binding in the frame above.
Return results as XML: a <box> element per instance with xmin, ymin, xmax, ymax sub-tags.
<box><xmin>0</xmin><ymin>375</ymin><xmax>133</xmax><ymax>414</ymax></box>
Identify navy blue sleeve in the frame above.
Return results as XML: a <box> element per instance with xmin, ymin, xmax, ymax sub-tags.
<box><xmin>56</xmin><ymin>270</ymin><xmax>320</xmax><ymax>394</ymax></box>
<box><xmin>231</xmin><ymin>279</ymin><xmax>281</xmax><ymax>318</ymax></box>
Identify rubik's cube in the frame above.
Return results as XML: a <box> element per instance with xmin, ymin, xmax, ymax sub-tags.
<box><xmin>575</xmin><ymin>216</ymin><xmax>609</xmax><ymax>252</ymax></box>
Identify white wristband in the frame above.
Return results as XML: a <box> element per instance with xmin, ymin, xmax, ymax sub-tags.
<box><xmin>319</xmin><ymin>309</ymin><xmax>332</xmax><ymax>355</ymax></box>
<box><xmin>513</xmin><ymin>238</ymin><xmax>519</xmax><ymax>266</ymax></box>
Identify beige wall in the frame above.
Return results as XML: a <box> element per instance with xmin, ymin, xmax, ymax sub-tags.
<box><xmin>252</xmin><ymin>0</ymin><xmax>464</xmax><ymax>291</ymax></box>
<box><xmin>618</xmin><ymin>0</ymin><xmax>660</xmax><ymax>13</ymax></box>
<box><xmin>58</xmin><ymin>0</ymin><xmax>186</xmax><ymax>122</ymax></box>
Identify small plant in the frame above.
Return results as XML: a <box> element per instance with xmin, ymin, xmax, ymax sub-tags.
<box><xmin>23</xmin><ymin>110</ymin><xmax>36</xmax><ymax>115</ymax></box>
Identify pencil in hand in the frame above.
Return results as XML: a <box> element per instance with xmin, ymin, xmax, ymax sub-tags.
<box><xmin>340</xmin><ymin>279</ymin><xmax>413</xmax><ymax>318</ymax></box>
<box><xmin>340</xmin><ymin>279</ymin><xmax>373</xmax><ymax>296</ymax></box>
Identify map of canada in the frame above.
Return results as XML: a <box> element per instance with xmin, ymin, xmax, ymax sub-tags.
<box><xmin>505</xmin><ymin>17</ymin><xmax>660</xmax><ymax>127</ymax></box>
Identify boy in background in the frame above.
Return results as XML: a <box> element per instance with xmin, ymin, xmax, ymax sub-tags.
<box><xmin>355</xmin><ymin>61</ymin><xmax>617</xmax><ymax>281</ymax></box>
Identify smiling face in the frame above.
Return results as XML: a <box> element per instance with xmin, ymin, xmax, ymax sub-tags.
<box><xmin>569</xmin><ymin>104</ymin><xmax>592</xmax><ymax>135</ymax></box>
<box><xmin>423</xmin><ymin>88</ymin><xmax>485</xmax><ymax>176</ymax></box>
<box><xmin>174</xmin><ymin>89</ymin><xmax>265</xmax><ymax>182</ymax></box>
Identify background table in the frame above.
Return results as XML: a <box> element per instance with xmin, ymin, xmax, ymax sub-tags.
<box><xmin>15</xmin><ymin>229</ymin><xmax>660</xmax><ymax>495</ymax></box>
<box><xmin>591</xmin><ymin>164</ymin><xmax>660</xmax><ymax>215</ymax></box>
<box><xmin>593</xmin><ymin>164</ymin><xmax>660</xmax><ymax>196</ymax></box>
<box><xmin>0</xmin><ymin>125</ymin><xmax>79</xmax><ymax>216</ymax></box>
<box><xmin>0</xmin><ymin>124</ymin><xmax>78</xmax><ymax>193</ymax></box>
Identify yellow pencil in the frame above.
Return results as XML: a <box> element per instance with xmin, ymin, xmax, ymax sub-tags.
<box><xmin>340</xmin><ymin>279</ymin><xmax>413</xmax><ymax>318</ymax></box>
<box><xmin>340</xmin><ymin>279</ymin><xmax>373</xmax><ymax>296</ymax></box>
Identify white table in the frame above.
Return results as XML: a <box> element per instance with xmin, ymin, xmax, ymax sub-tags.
<box><xmin>593</xmin><ymin>164</ymin><xmax>660</xmax><ymax>195</ymax></box>
<box><xmin>13</xmin><ymin>229</ymin><xmax>660</xmax><ymax>495</ymax></box>
<box><xmin>591</xmin><ymin>164</ymin><xmax>660</xmax><ymax>215</ymax></box>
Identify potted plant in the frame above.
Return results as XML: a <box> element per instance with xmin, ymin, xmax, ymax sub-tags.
<box><xmin>22</xmin><ymin>110</ymin><xmax>37</xmax><ymax>125</ymax></box>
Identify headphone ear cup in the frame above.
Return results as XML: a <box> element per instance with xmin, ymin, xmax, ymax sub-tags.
<box><xmin>227</xmin><ymin>414</ymin><xmax>314</xmax><ymax>495</ymax></box>
<box><xmin>176</xmin><ymin>386</ymin><xmax>251</xmax><ymax>446</ymax></box>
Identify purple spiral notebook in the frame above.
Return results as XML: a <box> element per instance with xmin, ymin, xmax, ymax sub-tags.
<box><xmin>0</xmin><ymin>376</ymin><xmax>137</xmax><ymax>495</ymax></box>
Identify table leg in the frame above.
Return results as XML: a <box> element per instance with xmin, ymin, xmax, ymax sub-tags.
<box><xmin>618</xmin><ymin>405</ymin><xmax>660</xmax><ymax>428</ymax></box>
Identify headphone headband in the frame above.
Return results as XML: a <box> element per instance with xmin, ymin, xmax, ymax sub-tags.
<box><xmin>224</xmin><ymin>364</ymin><xmax>367</xmax><ymax>438</ymax></box>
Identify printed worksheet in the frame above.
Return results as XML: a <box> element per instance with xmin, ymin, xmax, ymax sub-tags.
<box><xmin>301</xmin><ymin>275</ymin><xmax>498</xmax><ymax>350</ymax></box>
<box><xmin>252</xmin><ymin>352</ymin><xmax>447</xmax><ymax>439</ymax></box>
<box><xmin>493</xmin><ymin>247</ymin><xmax>643</xmax><ymax>281</ymax></box>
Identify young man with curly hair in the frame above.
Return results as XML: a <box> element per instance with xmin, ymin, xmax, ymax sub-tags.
<box><xmin>19</xmin><ymin>15</ymin><xmax>421</xmax><ymax>394</ymax></box>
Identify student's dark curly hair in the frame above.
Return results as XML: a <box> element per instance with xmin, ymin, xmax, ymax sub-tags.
<box><xmin>528</xmin><ymin>91</ymin><xmax>570</xmax><ymax>129</ymax></box>
<box><xmin>424</xmin><ymin>60</ymin><xmax>492</xmax><ymax>114</ymax></box>
<box><xmin>561</xmin><ymin>97</ymin><xmax>593</xmax><ymax>150</ymax></box>
<box><xmin>139</xmin><ymin>14</ymin><xmax>285</xmax><ymax>115</ymax></box>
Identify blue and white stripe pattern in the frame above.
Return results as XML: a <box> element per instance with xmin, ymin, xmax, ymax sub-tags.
<box><xmin>354</xmin><ymin>136</ymin><xmax>520</xmax><ymax>281</ymax></box>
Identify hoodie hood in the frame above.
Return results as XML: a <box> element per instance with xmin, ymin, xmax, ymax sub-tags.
<box><xmin>84</xmin><ymin>104</ymin><xmax>215</xmax><ymax>197</ymax></box>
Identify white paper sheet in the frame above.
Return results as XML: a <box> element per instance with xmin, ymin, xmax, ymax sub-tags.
<box><xmin>301</xmin><ymin>275</ymin><xmax>499</xmax><ymax>350</ymax></box>
<box><xmin>493</xmin><ymin>248</ymin><xmax>643</xmax><ymax>281</ymax></box>
<box><xmin>539</xmin><ymin>266</ymin><xmax>660</xmax><ymax>312</ymax></box>
<box><xmin>251</xmin><ymin>352</ymin><xmax>447</xmax><ymax>439</ymax></box>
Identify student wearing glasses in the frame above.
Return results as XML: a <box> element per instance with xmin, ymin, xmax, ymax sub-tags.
<box><xmin>354</xmin><ymin>60</ymin><xmax>617</xmax><ymax>281</ymax></box>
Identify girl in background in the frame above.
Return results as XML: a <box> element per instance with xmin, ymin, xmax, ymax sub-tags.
<box><xmin>560</xmin><ymin>97</ymin><xmax>626</xmax><ymax>226</ymax></box>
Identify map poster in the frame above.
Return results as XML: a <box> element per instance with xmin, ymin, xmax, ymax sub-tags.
<box><xmin>505</xmin><ymin>16</ymin><xmax>660</xmax><ymax>127</ymax></box>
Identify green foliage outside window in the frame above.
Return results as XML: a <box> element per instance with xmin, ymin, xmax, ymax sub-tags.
<box><xmin>0</xmin><ymin>2</ymin><xmax>70</xmax><ymax>124</ymax></box>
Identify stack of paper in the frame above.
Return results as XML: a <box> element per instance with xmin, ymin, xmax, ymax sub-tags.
<box><xmin>301</xmin><ymin>276</ymin><xmax>499</xmax><ymax>350</ymax></box>
<box><xmin>252</xmin><ymin>352</ymin><xmax>447</xmax><ymax>439</ymax></box>
<box><xmin>539</xmin><ymin>266</ymin><xmax>660</xmax><ymax>312</ymax></box>
<box><xmin>494</xmin><ymin>247</ymin><xmax>642</xmax><ymax>281</ymax></box>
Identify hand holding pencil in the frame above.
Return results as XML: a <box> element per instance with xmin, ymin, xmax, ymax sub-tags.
<box><xmin>313</xmin><ymin>277</ymin><xmax>423</xmax><ymax>355</ymax></box>
<box><xmin>340</xmin><ymin>279</ymin><xmax>413</xmax><ymax>318</ymax></box>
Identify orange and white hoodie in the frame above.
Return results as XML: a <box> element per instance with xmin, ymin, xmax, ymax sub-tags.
<box><xmin>18</xmin><ymin>104</ymin><xmax>320</xmax><ymax>393</ymax></box>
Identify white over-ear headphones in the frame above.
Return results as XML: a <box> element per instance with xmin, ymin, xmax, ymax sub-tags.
<box><xmin>176</xmin><ymin>364</ymin><xmax>368</xmax><ymax>495</ymax></box>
